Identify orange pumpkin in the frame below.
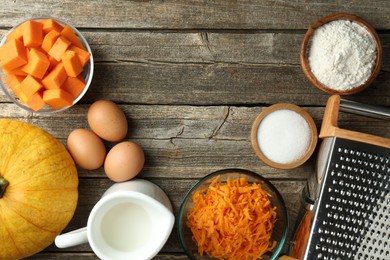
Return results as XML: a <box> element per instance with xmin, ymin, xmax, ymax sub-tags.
<box><xmin>0</xmin><ymin>119</ymin><xmax>78</xmax><ymax>259</ymax></box>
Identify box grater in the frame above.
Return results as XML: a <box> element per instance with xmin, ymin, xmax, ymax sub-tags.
<box><xmin>291</xmin><ymin>95</ymin><xmax>390</xmax><ymax>260</ymax></box>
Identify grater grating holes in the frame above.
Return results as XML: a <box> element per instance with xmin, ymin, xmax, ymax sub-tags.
<box><xmin>308</xmin><ymin>141</ymin><xmax>390</xmax><ymax>260</ymax></box>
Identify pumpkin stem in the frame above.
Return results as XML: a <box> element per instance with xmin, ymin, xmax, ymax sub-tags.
<box><xmin>0</xmin><ymin>177</ymin><xmax>9</xmax><ymax>198</ymax></box>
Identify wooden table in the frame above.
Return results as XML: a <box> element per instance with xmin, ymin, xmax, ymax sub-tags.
<box><xmin>1</xmin><ymin>1</ymin><xmax>389</xmax><ymax>259</ymax></box>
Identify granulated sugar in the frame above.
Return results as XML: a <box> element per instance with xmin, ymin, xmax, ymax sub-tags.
<box><xmin>257</xmin><ymin>109</ymin><xmax>311</xmax><ymax>164</ymax></box>
<box><xmin>309</xmin><ymin>20</ymin><xmax>376</xmax><ymax>91</ymax></box>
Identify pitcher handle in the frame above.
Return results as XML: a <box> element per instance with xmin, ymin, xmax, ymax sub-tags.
<box><xmin>55</xmin><ymin>227</ymin><xmax>88</xmax><ymax>248</ymax></box>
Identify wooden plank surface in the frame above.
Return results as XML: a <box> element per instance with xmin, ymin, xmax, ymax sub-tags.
<box><xmin>1</xmin><ymin>30</ymin><xmax>388</xmax><ymax>106</ymax></box>
<box><xmin>1</xmin><ymin>104</ymin><xmax>388</xmax><ymax>180</ymax></box>
<box><xmin>0</xmin><ymin>1</ymin><xmax>389</xmax><ymax>259</ymax></box>
<box><xmin>0</xmin><ymin>0</ymin><xmax>389</xmax><ymax>29</ymax></box>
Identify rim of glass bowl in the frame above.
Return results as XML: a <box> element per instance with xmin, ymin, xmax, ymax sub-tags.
<box><xmin>0</xmin><ymin>16</ymin><xmax>94</xmax><ymax>114</ymax></box>
<box><xmin>177</xmin><ymin>168</ymin><xmax>289</xmax><ymax>260</ymax></box>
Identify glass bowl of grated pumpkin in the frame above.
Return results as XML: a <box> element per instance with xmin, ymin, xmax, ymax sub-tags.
<box><xmin>0</xmin><ymin>17</ymin><xmax>94</xmax><ymax>114</ymax></box>
<box><xmin>178</xmin><ymin>168</ymin><xmax>289</xmax><ymax>260</ymax></box>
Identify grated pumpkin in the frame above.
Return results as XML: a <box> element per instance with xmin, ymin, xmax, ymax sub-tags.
<box><xmin>187</xmin><ymin>176</ymin><xmax>277</xmax><ymax>260</ymax></box>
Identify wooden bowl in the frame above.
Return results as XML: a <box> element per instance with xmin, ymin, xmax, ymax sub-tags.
<box><xmin>251</xmin><ymin>103</ymin><xmax>318</xmax><ymax>170</ymax></box>
<box><xmin>300</xmin><ymin>13</ymin><xmax>382</xmax><ymax>95</ymax></box>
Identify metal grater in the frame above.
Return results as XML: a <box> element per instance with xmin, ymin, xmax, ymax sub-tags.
<box><xmin>290</xmin><ymin>95</ymin><xmax>390</xmax><ymax>260</ymax></box>
<box><xmin>306</xmin><ymin>138</ymin><xmax>390</xmax><ymax>259</ymax></box>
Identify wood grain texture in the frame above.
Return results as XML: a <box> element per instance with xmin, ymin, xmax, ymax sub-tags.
<box><xmin>6</xmin><ymin>62</ymin><xmax>386</xmax><ymax>106</ymax></box>
<box><xmin>0</xmin><ymin>0</ymin><xmax>389</xmax><ymax>29</ymax></box>
<box><xmin>1</xmin><ymin>104</ymin><xmax>388</xmax><ymax>178</ymax></box>
<box><xmin>2</xmin><ymin>30</ymin><xmax>388</xmax><ymax>106</ymax></box>
<box><xmin>0</xmin><ymin>1</ymin><xmax>389</xmax><ymax>259</ymax></box>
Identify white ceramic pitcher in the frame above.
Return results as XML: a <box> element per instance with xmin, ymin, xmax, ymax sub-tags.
<box><xmin>55</xmin><ymin>179</ymin><xmax>175</xmax><ymax>260</ymax></box>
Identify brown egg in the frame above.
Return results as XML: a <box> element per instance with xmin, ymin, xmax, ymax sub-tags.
<box><xmin>87</xmin><ymin>100</ymin><xmax>128</xmax><ymax>142</ymax></box>
<box><xmin>67</xmin><ymin>128</ymin><xmax>106</xmax><ymax>170</ymax></box>
<box><xmin>104</xmin><ymin>141</ymin><xmax>145</xmax><ymax>182</ymax></box>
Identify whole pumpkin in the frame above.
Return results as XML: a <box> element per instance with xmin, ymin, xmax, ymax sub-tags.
<box><xmin>0</xmin><ymin>119</ymin><xmax>78</xmax><ymax>259</ymax></box>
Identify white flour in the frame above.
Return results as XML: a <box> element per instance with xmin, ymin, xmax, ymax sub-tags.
<box><xmin>308</xmin><ymin>20</ymin><xmax>376</xmax><ymax>91</ymax></box>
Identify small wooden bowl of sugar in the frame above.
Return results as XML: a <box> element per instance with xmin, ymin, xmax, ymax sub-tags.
<box><xmin>300</xmin><ymin>13</ymin><xmax>382</xmax><ymax>95</ymax></box>
<box><xmin>251</xmin><ymin>103</ymin><xmax>318</xmax><ymax>170</ymax></box>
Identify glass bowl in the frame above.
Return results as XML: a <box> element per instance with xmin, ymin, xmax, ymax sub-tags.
<box><xmin>0</xmin><ymin>17</ymin><xmax>94</xmax><ymax>114</ymax></box>
<box><xmin>300</xmin><ymin>13</ymin><xmax>382</xmax><ymax>95</ymax></box>
<box><xmin>178</xmin><ymin>168</ymin><xmax>289</xmax><ymax>260</ymax></box>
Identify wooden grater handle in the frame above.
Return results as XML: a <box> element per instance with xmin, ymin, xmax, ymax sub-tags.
<box><xmin>320</xmin><ymin>95</ymin><xmax>390</xmax><ymax>148</ymax></box>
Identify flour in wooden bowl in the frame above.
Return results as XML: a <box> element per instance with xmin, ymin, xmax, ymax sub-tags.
<box><xmin>308</xmin><ymin>20</ymin><xmax>376</xmax><ymax>92</ymax></box>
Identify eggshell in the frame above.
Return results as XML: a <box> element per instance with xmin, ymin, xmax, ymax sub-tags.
<box><xmin>67</xmin><ymin>128</ymin><xmax>106</xmax><ymax>170</ymax></box>
<box><xmin>104</xmin><ymin>141</ymin><xmax>145</xmax><ymax>182</ymax></box>
<box><xmin>87</xmin><ymin>100</ymin><xmax>128</xmax><ymax>142</ymax></box>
